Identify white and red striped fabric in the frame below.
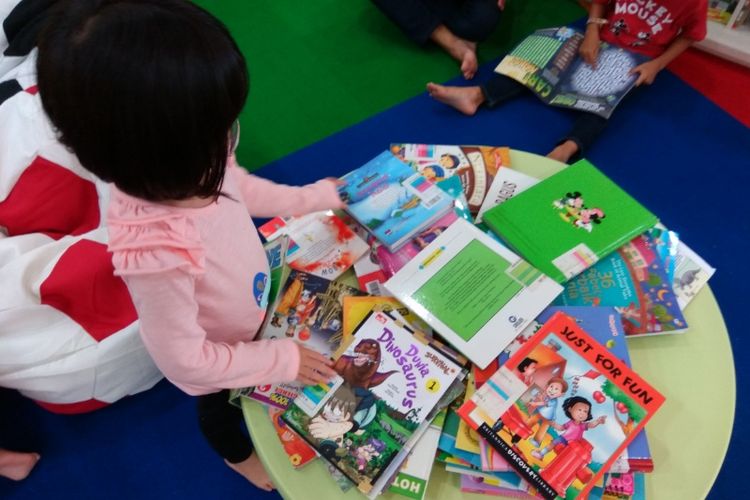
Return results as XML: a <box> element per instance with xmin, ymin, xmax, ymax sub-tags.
<box><xmin>0</xmin><ymin>0</ymin><xmax>162</xmax><ymax>413</ymax></box>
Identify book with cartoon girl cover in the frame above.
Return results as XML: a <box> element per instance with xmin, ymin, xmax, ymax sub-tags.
<box><xmin>248</xmin><ymin>270</ymin><xmax>365</xmax><ymax>409</ymax></box>
<box><xmin>338</xmin><ymin>150</ymin><xmax>454</xmax><ymax>251</ymax></box>
<box><xmin>281</xmin><ymin>310</ymin><xmax>462</xmax><ymax>498</ymax></box>
<box><xmin>458</xmin><ymin>312</ymin><xmax>664</xmax><ymax>500</ymax></box>
<box><xmin>482</xmin><ymin>159</ymin><xmax>658</xmax><ymax>284</ymax></box>
<box><xmin>390</xmin><ymin>143</ymin><xmax>512</xmax><ymax>215</ymax></box>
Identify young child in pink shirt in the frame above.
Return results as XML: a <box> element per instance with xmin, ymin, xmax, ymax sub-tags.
<box><xmin>36</xmin><ymin>0</ymin><xmax>339</xmax><ymax>491</ymax></box>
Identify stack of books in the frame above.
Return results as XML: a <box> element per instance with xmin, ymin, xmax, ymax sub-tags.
<box><xmin>232</xmin><ymin>146</ymin><xmax>715</xmax><ymax>499</ymax></box>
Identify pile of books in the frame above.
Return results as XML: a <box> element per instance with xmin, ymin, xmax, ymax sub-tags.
<box><xmin>232</xmin><ymin>144</ymin><xmax>715</xmax><ymax>499</ymax></box>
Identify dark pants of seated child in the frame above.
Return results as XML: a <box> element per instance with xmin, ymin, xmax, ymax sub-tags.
<box><xmin>481</xmin><ymin>74</ymin><xmax>610</xmax><ymax>158</ymax></box>
<box><xmin>197</xmin><ymin>389</ymin><xmax>253</xmax><ymax>464</ymax></box>
<box><xmin>371</xmin><ymin>0</ymin><xmax>501</xmax><ymax>45</ymax></box>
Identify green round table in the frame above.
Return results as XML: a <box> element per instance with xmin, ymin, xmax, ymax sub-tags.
<box><xmin>243</xmin><ymin>150</ymin><xmax>735</xmax><ymax>499</ymax></box>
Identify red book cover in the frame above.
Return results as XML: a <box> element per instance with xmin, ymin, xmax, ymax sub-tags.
<box><xmin>458</xmin><ymin>312</ymin><xmax>664</xmax><ymax>499</ymax></box>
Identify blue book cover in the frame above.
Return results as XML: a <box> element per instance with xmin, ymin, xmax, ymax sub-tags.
<box><xmin>554</xmin><ymin>232</ymin><xmax>687</xmax><ymax>337</ymax></box>
<box><xmin>339</xmin><ymin>151</ymin><xmax>454</xmax><ymax>251</ymax></box>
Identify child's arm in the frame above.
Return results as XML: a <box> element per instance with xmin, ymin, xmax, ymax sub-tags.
<box><xmin>228</xmin><ymin>157</ymin><xmax>344</xmax><ymax>218</ymax></box>
<box><xmin>123</xmin><ymin>270</ymin><xmax>333</xmax><ymax>394</ymax></box>
<box><xmin>579</xmin><ymin>1</ymin><xmax>608</xmax><ymax>68</ymax></box>
<box><xmin>630</xmin><ymin>36</ymin><xmax>693</xmax><ymax>86</ymax></box>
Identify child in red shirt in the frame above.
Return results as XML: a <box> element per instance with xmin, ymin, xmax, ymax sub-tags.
<box><xmin>426</xmin><ymin>0</ymin><xmax>708</xmax><ymax>163</ymax></box>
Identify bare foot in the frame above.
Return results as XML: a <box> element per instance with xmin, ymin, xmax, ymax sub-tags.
<box><xmin>547</xmin><ymin>140</ymin><xmax>579</xmax><ymax>164</ymax></box>
<box><xmin>426</xmin><ymin>82</ymin><xmax>485</xmax><ymax>115</ymax></box>
<box><xmin>0</xmin><ymin>450</ymin><xmax>40</xmax><ymax>481</ymax></box>
<box><xmin>225</xmin><ymin>453</ymin><xmax>275</xmax><ymax>492</ymax></box>
<box><xmin>431</xmin><ymin>25</ymin><xmax>478</xmax><ymax>79</ymax></box>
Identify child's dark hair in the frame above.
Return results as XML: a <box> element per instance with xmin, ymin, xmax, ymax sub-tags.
<box><xmin>36</xmin><ymin>0</ymin><xmax>249</xmax><ymax>201</ymax></box>
<box><xmin>518</xmin><ymin>357</ymin><xmax>537</xmax><ymax>374</ymax></box>
<box><xmin>562</xmin><ymin>396</ymin><xmax>593</xmax><ymax>421</ymax></box>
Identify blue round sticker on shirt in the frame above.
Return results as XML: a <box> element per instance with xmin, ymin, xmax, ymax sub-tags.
<box><xmin>253</xmin><ymin>272</ymin><xmax>269</xmax><ymax>309</ymax></box>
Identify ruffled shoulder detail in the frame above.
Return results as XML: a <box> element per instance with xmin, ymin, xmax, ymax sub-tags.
<box><xmin>106</xmin><ymin>187</ymin><xmax>205</xmax><ymax>277</ymax></box>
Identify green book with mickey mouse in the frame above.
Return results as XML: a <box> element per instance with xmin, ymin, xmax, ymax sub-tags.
<box><xmin>482</xmin><ymin>159</ymin><xmax>658</xmax><ymax>284</ymax></box>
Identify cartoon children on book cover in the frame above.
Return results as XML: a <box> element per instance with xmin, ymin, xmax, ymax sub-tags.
<box><xmin>250</xmin><ymin>270</ymin><xmax>365</xmax><ymax>409</ymax></box>
<box><xmin>282</xmin><ymin>311</ymin><xmax>461</xmax><ymax>495</ymax></box>
<box><xmin>390</xmin><ymin>143</ymin><xmax>511</xmax><ymax>214</ymax></box>
<box><xmin>459</xmin><ymin>312</ymin><xmax>664</xmax><ymax>500</ymax></box>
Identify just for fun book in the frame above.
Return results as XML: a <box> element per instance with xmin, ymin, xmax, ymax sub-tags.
<box><xmin>495</xmin><ymin>27</ymin><xmax>649</xmax><ymax>119</ymax></box>
<box><xmin>338</xmin><ymin>150</ymin><xmax>454</xmax><ymax>251</ymax></box>
<box><xmin>282</xmin><ymin>310</ymin><xmax>462</xmax><ymax>498</ymax></box>
<box><xmin>482</xmin><ymin>159</ymin><xmax>658</xmax><ymax>284</ymax></box>
<box><xmin>458</xmin><ymin>312</ymin><xmax>664</xmax><ymax>499</ymax></box>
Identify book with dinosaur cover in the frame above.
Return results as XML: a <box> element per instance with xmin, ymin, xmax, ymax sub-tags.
<box><xmin>258</xmin><ymin>210</ymin><xmax>368</xmax><ymax>280</ymax></box>
<box><xmin>495</xmin><ymin>27</ymin><xmax>649</xmax><ymax>119</ymax></box>
<box><xmin>384</xmin><ymin>217</ymin><xmax>563</xmax><ymax>369</ymax></box>
<box><xmin>390</xmin><ymin>143</ymin><xmax>512</xmax><ymax>214</ymax></box>
<box><xmin>247</xmin><ymin>270</ymin><xmax>365</xmax><ymax>409</ymax></box>
<box><xmin>482</xmin><ymin>159</ymin><xmax>658</xmax><ymax>284</ymax></box>
<box><xmin>338</xmin><ymin>150</ymin><xmax>454</xmax><ymax>251</ymax></box>
<box><xmin>282</xmin><ymin>310</ymin><xmax>463</xmax><ymax>498</ymax></box>
<box><xmin>555</xmin><ymin>231</ymin><xmax>688</xmax><ymax>337</ymax></box>
<box><xmin>458</xmin><ymin>312</ymin><xmax>664</xmax><ymax>499</ymax></box>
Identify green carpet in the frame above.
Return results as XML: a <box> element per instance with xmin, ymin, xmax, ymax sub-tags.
<box><xmin>193</xmin><ymin>0</ymin><xmax>585</xmax><ymax>171</ymax></box>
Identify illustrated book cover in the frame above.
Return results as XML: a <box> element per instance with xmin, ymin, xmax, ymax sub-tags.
<box><xmin>390</xmin><ymin>143</ymin><xmax>512</xmax><ymax>214</ymax></box>
<box><xmin>482</xmin><ymin>159</ymin><xmax>658</xmax><ymax>284</ymax></box>
<box><xmin>458</xmin><ymin>311</ymin><xmax>664</xmax><ymax>499</ymax></box>
<box><xmin>474</xmin><ymin>306</ymin><xmax>653</xmax><ymax>474</ymax></box>
<box><xmin>282</xmin><ymin>310</ymin><xmax>463</xmax><ymax>498</ymax></box>
<box><xmin>338</xmin><ymin>150</ymin><xmax>454</xmax><ymax>251</ymax></box>
<box><xmin>268</xmin><ymin>407</ymin><xmax>318</xmax><ymax>469</ymax></box>
<box><xmin>495</xmin><ymin>27</ymin><xmax>649</xmax><ymax>119</ymax></box>
<box><xmin>248</xmin><ymin>270</ymin><xmax>365</xmax><ymax>409</ymax></box>
<box><xmin>384</xmin><ymin>217</ymin><xmax>563</xmax><ymax>369</ymax></box>
<box><xmin>673</xmin><ymin>241</ymin><xmax>716</xmax><ymax>309</ymax></box>
<box><xmin>258</xmin><ymin>210</ymin><xmax>368</xmax><ymax>280</ymax></box>
<box><xmin>555</xmin><ymin>232</ymin><xmax>688</xmax><ymax>337</ymax></box>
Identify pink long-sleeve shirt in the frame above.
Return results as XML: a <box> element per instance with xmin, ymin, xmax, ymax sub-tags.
<box><xmin>107</xmin><ymin>161</ymin><xmax>344</xmax><ymax>396</ymax></box>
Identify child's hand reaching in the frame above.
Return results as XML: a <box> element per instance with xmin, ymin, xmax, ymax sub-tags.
<box><xmin>630</xmin><ymin>59</ymin><xmax>663</xmax><ymax>86</ymax></box>
<box><xmin>295</xmin><ymin>345</ymin><xmax>337</xmax><ymax>385</ymax></box>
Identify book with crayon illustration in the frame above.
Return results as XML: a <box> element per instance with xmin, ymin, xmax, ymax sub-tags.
<box><xmin>338</xmin><ymin>150</ymin><xmax>454</xmax><ymax>251</ymax></box>
<box><xmin>458</xmin><ymin>311</ymin><xmax>664</xmax><ymax>499</ymax></box>
<box><xmin>282</xmin><ymin>310</ymin><xmax>463</xmax><ymax>498</ymax></box>
<box><xmin>390</xmin><ymin>143</ymin><xmax>512</xmax><ymax>214</ymax></box>
<box><xmin>482</xmin><ymin>159</ymin><xmax>658</xmax><ymax>284</ymax></box>
<box><xmin>495</xmin><ymin>27</ymin><xmax>649</xmax><ymax>119</ymax></box>
<box><xmin>248</xmin><ymin>270</ymin><xmax>365</xmax><ymax>409</ymax></box>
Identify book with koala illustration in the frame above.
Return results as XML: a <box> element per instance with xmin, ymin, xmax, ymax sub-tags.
<box><xmin>458</xmin><ymin>311</ymin><xmax>664</xmax><ymax>500</ymax></box>
<box><xmin>282</xmin><ymin>310</ymin><xmax>463</xmax><ymax>498</ymax></box>
<box><xmin>482</xmin><ymin>159</ymin><xmax>658</xmax><ymax>284</ymax></box>
<box><xmin>495</xmin><ymin>27</ymin><xmax>649</xmax><ymax>119</ymax></box>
